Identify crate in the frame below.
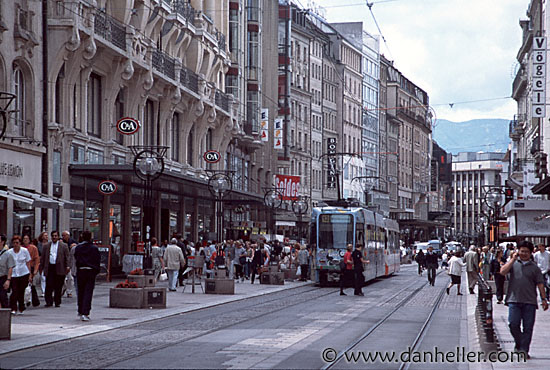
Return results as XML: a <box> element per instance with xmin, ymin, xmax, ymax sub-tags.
<box><xmin>205</xmin><ymin>278</ymin><xmax>235</xmax><ymax>294</ymax></box>
<box><xmin>0</xmin><ymin>308</ymin><xmax>11</xmax><ymax>340</ymax></box>
<box><xmin>142</xmin><ymin>287</ymin><xmax>166</xmax><ymax>308</ymax></box>
<box><xmin>109</xmin><ymin>288</ymin><xmax>144</xmax><ymax>309</ymax></box>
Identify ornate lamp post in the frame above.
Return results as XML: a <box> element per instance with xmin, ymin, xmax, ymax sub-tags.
<box><xmin>263</xmin><ymin>188</ymin><xmax>283</xmax><ymax>242</ymax></box>
<box><xmin>291</xmin><ymin>196</ymin><xmax>309</xmax><ymax>243</ymax></box>
<box><xmin>130</xmin><ymin>146</ymin><xmax>167</xmax><ymax>269</ymax></box>
<box><xmin>207</xmin><ymin>173</ymin><xmax>232</xmax><ymax>243</ymax></box>
<box><xmin>0</xmin><ymin>92</ymin><xmax>16</xmax><ymax>139</ymax></box>
<box><xmin>484</xmin><ymin>188</ymin><xmax>504</xmax><ymax>249</ymax></box>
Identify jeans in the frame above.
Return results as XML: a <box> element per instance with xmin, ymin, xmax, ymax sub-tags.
<box><xmin>494</xmin><ymin>273</ymin><xmax>505</xmax><ymax>301</ymax></box>
<box><xmin>167</xmin><ymin>269</ymin><xmax>179</xmax><ymax>290</ymax></box>
<box><xmin>427</xmin><ymin>265</ymin><xmax>437</xmax><ymax>284</ymax></box>
<box><xmin>354</xmin><ymin>269</ymin><xmax>364</xmax><ymax>295</ymax></box>
<box><xmin>300</xmin><ymin>264</ymin><xmax>309</xmax><ymax>281</ymax></box>
<box><xmin>508</xmin><ymin>302</ymin><xmax>537</xmax><ymax>353</ymax></box>
<box><xmin>0</xmin><ymin>275</ymin><xmax>8</xmax><ymax>308</ymax></box>
<box><xmin>234</xmin><ymin>264</ymin><xmax>243</xmax><ymax>279</ymax></box>
<box><xmin>10</xmin><ymin>274</ymin><xmax>29</xmax><ymax>312</ymax></box>
<box><xmin>76</xmin><ymin>269</ymin><xmax>97</xmax><ymax>316</ymax></box>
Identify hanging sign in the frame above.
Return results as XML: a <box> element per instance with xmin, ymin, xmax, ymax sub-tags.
<box><xmin>275</xmin><ymin>174</ymin><xmax>300</xmax><ymax>200</ymax></box>
<box><xmin>327</xmin><ymin>137</ymin><xmax>337</xmax><ymax>188</ymax></box>
<box><xmin>116</xmin><ymin>117</ymin><xmax>141</xmax><ymax>135</ymax></box>
<box><xmin>532</xmin><ymin>37</ymin><xmax>546</xmax><ymax>118</ymax></box>
<box><xmin>98</xmin><ymin>180</ymin><xmax>117</xmax><ymax>195</ymax></box>
<box><xmin>274</xmin><ymin>117</ymin><xmax>283</xmax><ymax>149</ymax></box>
<box><xmin>203</xmin><ymin>150</ymin><xmax>221</xmax><ymax>163</ymax></box>
<box><xmin>260</xmin><ymin>109</ymin><xmax>269</xmax><ymax>142</ymax></box>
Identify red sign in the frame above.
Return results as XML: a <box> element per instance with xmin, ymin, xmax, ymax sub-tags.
<box><xmin>136</xmin><ymin>241</ymin><xmax>145</xmax><ymax>252</ymax></box>
<box><xmin>275</xmin><ymin>174</ymin><xmax>300</xmax><ymax>200</ymax></box>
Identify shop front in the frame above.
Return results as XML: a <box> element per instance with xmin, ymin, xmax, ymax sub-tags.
<box><xmin>505</xmin><ymin>199</ymin><xmax>550</xmax><ymax>245</ymax></box>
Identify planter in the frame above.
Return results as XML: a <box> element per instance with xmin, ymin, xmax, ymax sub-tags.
<box><xmin>261</xmin><ymin>272</ymin><xmax>285</xmax><ymax>285</ymax></box>
<box><xmin>0</xmin><ymin>308</ymin><xmax>11</xmax><ymax>340</ymax></box>
<box><xmin>109</xmin><ymin>287</ymin><xmax>144</xmax><ymax>309</ymax></box>
<box><xmin>143</xmin><ymin>287</ymin><xmax>166</xmax><ymax>308</ymax></box>
<box><xmin>205</xmin><ymin>278</ymin><xmax>235</xmax><ymax>294</ymax></box>
<box><xmin>282</xmin><ymin>268</ymin><xmax>297</xmax><ymax>280</ymax></box>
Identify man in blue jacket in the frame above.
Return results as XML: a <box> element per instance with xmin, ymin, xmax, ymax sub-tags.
<box><xmin>74</xmin><ymin>231</ymin><xmax>100</xmax><ymax>322</ymax></box>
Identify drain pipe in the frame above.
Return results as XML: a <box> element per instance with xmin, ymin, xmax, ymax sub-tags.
<box><xmin>41</xmin><ymin>0</ymin><xmax>49</xmax><ymax>232</ymax></box>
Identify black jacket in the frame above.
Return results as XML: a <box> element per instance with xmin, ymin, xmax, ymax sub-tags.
<box><xmin>425</xmin><ymin>252</ymin><xmax>438</xmax><ymax>267</ymax></box>
<box><xmin>74</xmin><ymin>241</ymin><xmax>101</xmax><ymax>273</ymax></box>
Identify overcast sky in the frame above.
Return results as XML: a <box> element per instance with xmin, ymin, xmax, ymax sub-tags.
<box><xmin>310</xmin><ymin>0</ymin><xmax>527</xmax><ymax>123</ymax></box>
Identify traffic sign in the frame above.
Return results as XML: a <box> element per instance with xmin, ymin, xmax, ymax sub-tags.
<box><xmin>203</xmin><ymin>150</ymin><xmax>221</xmax><ymax>163</ymax></box>
<box><xmin>116</xmin><ymin>117</ymin><xmax>140</xmax><ymax>135</ymax></box>
<box><xmin>98</xmin><ymin>180</ymin><xmax>117</xmax><ymax>195</ymax></box>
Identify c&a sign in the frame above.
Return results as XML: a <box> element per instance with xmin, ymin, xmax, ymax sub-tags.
<box><xmin>98</xmin><ymin>180</ymin><xmax>117</xmax><ymax>195</ymax></box>
<box><xmin>275</xmin><ymin>174</ymin><xmax>300</xmax><ymax>200</ymax></box>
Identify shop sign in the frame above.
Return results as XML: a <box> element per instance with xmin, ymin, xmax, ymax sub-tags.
<box><xmin>275</xmin><ymin>174</ymin><xmax>300</xmax><ymax>200</ymax></box>
<box><xmin>260</xmin><ymin>109</ymin><xmax>269</xmax><ymax>142</ymax></box>
<box><xmin>203</xmin><ymin>150</ymin><xmax>221</xmax><ymax>163</ymax></box>
<box><xmin>274</xmin><ymin>117</ymin><xmax>283</xmax><ymax>149</ymax></box>
<box><xmin>327</xmin><ymin>137</ymin><xmax>337</xmax><ymax>188</ymax></box>
<box><xmin>532</xmin><ymin>37</ymin><xmax>546</xmax><ymax>118</ymax></box>
<box><xmin>98</xmin><ymin>180</ymin><xmax>117</xmax><ymax>195</ymax></box>
<box><xmin>116</xmin><ymin>117</ymin><xmax>141</xmax><ymax>135</ymax></box>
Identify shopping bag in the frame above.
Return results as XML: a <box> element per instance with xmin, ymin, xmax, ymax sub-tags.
<box><xmin>296</xmin><ymin>266</ymin><xmax>301</xmax><ymax>276</ymax></box>
<box><xmin>159</xmin><ymin>271</ymin><xmax>168</xmax><ymax>281</ymax></box>
<box><xmin>24</xmin><ymin>284</ymin><xmax>32</xmax><ymax>306</ymax></box>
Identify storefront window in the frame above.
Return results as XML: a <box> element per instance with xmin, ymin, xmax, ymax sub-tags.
<box><xmin>131</xmin><ymin>206</ymin><xmax>141</xmax><ymax>242</ymax></box>
<box><xmin>85</xmin><ymin>201</ymin><xmax>101</xmax><ymax>240</ymax></box>
<box><xmin>170</xmin><ymin>211</ymin><xmax>178</xmax><ymax>239</ymax></box>
<box><xmin>185</xmin><ymin>213</ymin><xmax>193</xmax><ymax>241</ymax></box>
<box><xmin>109</xmin><ymin>205</ymin><xmax>122</xmax><ymax>270</ymax></box>
<box><xmin>13</xmin><ymin>201</ymin><xmax>34</xmax><ymax>237</ymax></box>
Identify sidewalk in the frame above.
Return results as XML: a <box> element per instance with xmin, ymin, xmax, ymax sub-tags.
<box><xmin>1</xmin><ymin>276</ymin><xmax>310</xmax><ymax>355</ymax></box>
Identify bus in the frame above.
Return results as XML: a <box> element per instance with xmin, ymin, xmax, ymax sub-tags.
<box><xmin>309</xmin><ymin>204</ymin><xmax>400</xmax><ymax>286</ymax></box>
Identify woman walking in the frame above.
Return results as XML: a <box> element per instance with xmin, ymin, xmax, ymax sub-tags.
<box><xmin>297</xmin><ymin>244</ymin><xmax>309</xmax><ymax>281</ymax></box>
<box><xmin>490</xmin><ymin>249</ymin><xmax>506</xmax><ymax>304</ymax></box>
<box><xmin>151</xmin><ymin>237</ymin><xmax>165</xmax><ymax>281</ymax></box>
<box><xmin>446</xmin><ymin>251</ymin><xmax>465</xmax><ymax>295</ymax></box>
<box><xmin>8</xmin><ymin>235</ymin><xmax>32</xmax><ymax>314</ymax></box>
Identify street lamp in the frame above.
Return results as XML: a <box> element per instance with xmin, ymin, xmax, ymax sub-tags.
<box><xmin>207</xmin><ymin>173</ymin><xmax>232</xmax><ymax>243</ymax></box>
<box><xmin>483</xmin><ymin>188</ymin><xmax>504</xmax><ymax>249</ymax></box>
<box><xmin>291</xmin><ymin>196</ymin><xmax>309</xmax><ymax>243</ymax></box>
<box><xmin>130</xmin><ymin>145</ymin><xmax>167</xmax><ymax>269</ymax></box>
<box><xmin>263</xmin><ymin>188</ymin><xmax>283</xmax><ymax>242</ymax></box>
<box><xmin>0</xmin><ymin>92</ymin><xmax>16</xmax><ymax>139</ymax></box>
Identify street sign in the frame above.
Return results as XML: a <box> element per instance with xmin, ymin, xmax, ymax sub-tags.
<box><xmin>98</xmin><ymin>180</ymin><xmax>117</xmax><ymax>195</ymax></box>
<box><xmin>116</xmin><ymin>117</ymin><xmax>140</xmax><ymax>135</ymax></box>
<box><xmin>203</xmin><ymin>150</ymin><xmax>221</xmax><ymax>163</ymax></box>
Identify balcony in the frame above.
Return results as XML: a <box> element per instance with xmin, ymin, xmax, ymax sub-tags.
<box><xmin>94</xmin><ymin>10</ymin><xmax>126</xmax><ymax>51</ymax></box>
<box><xmin>180</xmin><ymin>67</ymin><xmax>199</xmax><ymax>94</ymax></box>
<box><xmin>512</xmin><ymin>67</ymin><xmax>527</xmax><ymax>100</ymax></box>
<box><xmin>215</xmin><ymin>89</ymin><xmax>231</xmax><ymax>113</ymax></box>
<box><xmin>172</xmin><ymin>0</ymin><xmax>196</xmax><ymax>23</ymax></box>
<box><xmin>152</xmin><ymin>48</ymin><xmax>176</xmax><ymax>80</ymax></box>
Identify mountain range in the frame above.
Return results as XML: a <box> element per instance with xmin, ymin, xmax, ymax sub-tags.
<box><xmin>432</xmin><ymin>118</ymin><xmax>510</xmax><ymax>154</ymax></box>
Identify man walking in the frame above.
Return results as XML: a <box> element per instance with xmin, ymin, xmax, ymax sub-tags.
<box><xmin>415</xmin><ymin>249</ymin><xmax>425</xmax><ymax>276</ymax></box>
<box><xmin>500</xmin><ymin>241</ymin><xmax>548</xmax><ymax>358</ymax></box>
<box><xmin>164</xmin><ymin>238</ymin><xmax>186</xmax><ymax>291</ymax></box>
<box><xmin>340</xmin><ymin>244</ymin><xmax>353</xmax><ymax>296</ymax></box>
<box><xmin>40</xmin><ymin>231</ymin><xmax>70</xmax><ymax>307</ymax></box>
<box><xmin>464</xmin><ymin>245</ymin><xmax>479</xmax><ymax>294</ymax></box>
<box><xmin>425</xmin><ymin>246</ymin><xmax>438</xmax><ymax>286</ymax></box>
<box><xmin>74</xmin><ymin>231</ymin><xmax>100</xmax><ymax>322</ymax></box>
<box><xmin>352</xmin><ymin>244</ymin><xmax>369</xmax><ymax>296</ymax></box>
<box><xmin>534</xmin><ymin>244</ymin><xmax>550</xmax><ymax>298</ymax></box>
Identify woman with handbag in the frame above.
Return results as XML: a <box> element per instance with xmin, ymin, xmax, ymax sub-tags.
<box><xmin>8</xmin><ymin>235</ymin><xmax>32</xmax><ymax>315</ymax></box>
<box><xmin>151</xmin><ymin>237</ymin><xmax>165</xmax><ymax>281</ymax></box>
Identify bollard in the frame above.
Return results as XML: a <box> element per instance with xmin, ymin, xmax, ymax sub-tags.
<box><xmin>475</xmin><ymin>273</ymin><xmax>498</xmax><ymax>352</ymax></box>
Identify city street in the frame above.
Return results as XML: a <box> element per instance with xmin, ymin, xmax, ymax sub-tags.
<box><xmin>0</xmin><ymin>265</ymin><xmax>471</xmax><ymax>369</ymax></box>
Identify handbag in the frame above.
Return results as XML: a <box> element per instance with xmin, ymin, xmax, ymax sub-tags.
<box><xmin>159</xmin><ymin>271</ymin><xmax>168</xmax><ymax>281</ymax></box>
<box><xmin>24</xmin><ymin>283</ymin><xmax>32</xmax><ymax>306</ymax></box>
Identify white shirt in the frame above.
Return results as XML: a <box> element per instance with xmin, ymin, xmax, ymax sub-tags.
<box><xmin>8</xmin><ymin>248</ymin><xmax>31</xmax><ymax>277</ymax></box>
<box><xmin>49</xmin><ymin>242</ymin><xmax>59</xmax><ymax>265</ymax></box>
<box><xmin>448</xmin><ymin>256</ymin><xmax>465</xmax><ymax>276</ymax></box>
<box><xmin>534</xmin><ymin>250</ymin><xmax>550</xmax><ymax>275</ymax></box>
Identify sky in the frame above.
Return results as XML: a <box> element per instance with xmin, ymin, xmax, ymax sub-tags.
<box><xmin>310</xmin><ymin>0</ymin><xmax>528</xmax><ymax>123</ymax></box>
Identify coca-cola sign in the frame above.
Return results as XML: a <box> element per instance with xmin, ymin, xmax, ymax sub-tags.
<box><xmin>275</xmin><ymin>174</ymin><xmax>300</xmax><ymax>200</ymax></box>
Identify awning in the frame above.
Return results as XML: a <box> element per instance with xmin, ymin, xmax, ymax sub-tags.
<box><xmin>275</xmin><ymin>221</ymin><xmax>296</xmax><ymax>227</ymax></box>
<box><xmin>12</xmin><ymin>189</ymin><xmax>63</xmax><ymax>209</ymax></box>
<box><xmin>0</xmin><ymin>189</ymin><xmax>34</xmax><ymax>204</ymax></box>
<box><xmin>531</xmin><ymin>177</ymin><xmax>550</xmax><ymax>195</ymax></box>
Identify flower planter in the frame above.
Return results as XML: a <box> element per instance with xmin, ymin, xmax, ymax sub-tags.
<box><xmin>143</xmin><ymin>287</ymin><xmax>166</xmax><ymax>308</ymax></box>
<box><xmin>109</xmin><ymin>287</ymin><xmax>144</xmax><ymax>309</ymax></box>
<box><xmin>0</xmin><ymin>308</ymin><xmax>11</xmax><ymax>340</ymax></box>
<box><xmin>128</xmin><ymin>275</ymin><xmax>155</xmax><ymax>288</ymax></box>
<box><xmin>205</xmin><ymin>278</ymin><xmax>235</xmax><ymax>294</ymax></box>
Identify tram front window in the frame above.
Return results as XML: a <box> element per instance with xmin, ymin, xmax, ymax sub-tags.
<box><xmin>319</xmin><ymin>214</ymin><xmax>353</xmax><ymax>249</ymax></box>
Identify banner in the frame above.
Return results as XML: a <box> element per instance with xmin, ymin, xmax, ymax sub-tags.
<box><xmin>274</xmin><ymin>117</ymin><xmax>283</xmax><ymax>149</ymax></box>
<box><xmin>326</xmin><ymin>137</ymin><xmax>337</xmax><ymax>188</ymax></box>
<box><xmin>260</xmin><ymin>109</ymin><xmax>269</xmax><ymax>142</ymax></box>
<box><xmin>275</xmin><ymin>174</ymin><xmax>300</xmax><ymax>200</ymax></box>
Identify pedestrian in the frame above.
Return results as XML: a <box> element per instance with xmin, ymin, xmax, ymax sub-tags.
<box><xmin>441</xmin><ymin>250</ymin><xmax>449</xmax><ymax>269</ymax></box>
<box><xmin>175</xmin><ymin>234</ymin><xmax>188</xmax><ymax>285</ymax></box>
<box><xmin>40</xmin><ymin>231</ymin><xmax>70</xmax><ymax>307</ymax></box>
<box><xmin>61</xmin><ymin>231</ymin><xmax>77</xmax><ymax>249</ymax></box>
<box><xmin>503</xmin><ymin>243</ymin><xmax>515</xmax><ymax>261</ymax></box>
<box><xmin>297</xmin><ymin>244</ymin><xmax>309</xmax><ymax>281</ymax></box>
<box><xmin>67</xmin><ymin>241</ymin><xmax>78</xmax><ymax>299</ymax></box>
<box><xmin>73</xmin><ymin>230</ymin><xmax>100</xmax><ymax>322</ymax></box>
<box><xmin>151</xmin><ymin>237</ymin><xmax>165</xmax><ymax>281</ymax></box>
<box><xmin>36</xmin><ymin>231</ymin><xmax>49</xmax><ymax>296</ymax></box>
<box><xmin>481</xmin><ymin>246</ymin><xmax>491</xmax><ymax>280</ymax></box>
<box><xmin>425</xmin><ymin>246</ymin><xmax>438</xmax><ymax>286</ymax></box>
<box><xmin>163</xmin><ymin>238</ymin><xmax>186</xmax><ymax>291</ymax></box>
<box><xmin>250</xmin><ymin>243</ymin><xmax>262</xmax><ymax>284</ymax></box>
<box><xmin>500</xmin><ymin>240</ymin><xmax>548</xmax><ymax>359</ymax></box>
<box><xmin>415</xmin><ymin>249</ymin><xmax>425</xmax><ymax>276</ymax></box>
<box><xmin>224</xmin><ymin>240</ymin><xmax>235</xmax><ymax>279</ymax></box>
<box><xmin>534</xmin><ymin>244</ymin><xmax>550</xmax><ymax>298</ymax></box>
<box><xmin>1</xmin><ymin>234</ymin><xmax>8</xmax><ymax>251</ymax></box>
<box><xmin>446</xmin><ymin>250</ymin><xmax>465</xmax><ymax>295</ymax></box>
<box><xmin>22</xmin><ymin>234</ymin><xmax>40</xmax><ymax>306</ymax></box>
<box><xmin>464</xmin><ymin>245</ymin><xmax>479</xmax><ymax>294</ymax></box>
<box><xmin>0</xmin><ymin>239</ymin><xmax>15</xmax><ymax>308</ymax></box>
<box><xmin>8</xmin><ymin>235</ymin><xmax>32</xmax><ymax>314</ymax></box>
<box><xmin>352</xmin><ymin>244</ymin><xmax>369</xmax><ymax>296</ymax></box>
<box><xmin>234</xmin><ymin>241</ymin><xmax>246</xmax><ymax>282</ymax></box>
<box><xmin>340</xmin><ymin>244</ymin><xmax>353</xmax><ymax>296</ymax></box>
<box><xmin>491</xmin><ymin>249</ymin><xmax>506</xmax><ymax>304</ymax></box>
<box><xmin>244</xmin><ymin>242</ymin><xmax>253</xmax><ymax>279</ymax></box>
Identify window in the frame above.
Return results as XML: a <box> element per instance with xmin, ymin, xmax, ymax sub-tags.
<box><xmin>87</xmin><ymin>73</ymin><xmax>102</xmax><ymax>137</ymax></box>
<box><xmin>247</xmin><ymin>90</ymin><xmax>259</xmax><ymax>133</ymax></box>
<box><xmin>53</xmin><ymin>151</ymin><xmax>62</xmax><ymax>184</ymax></box>
<box><xmin>114</xmin><ymin>88</ymin><xmax>125</xmax><ymax>144</ymax></box>
<box><xmin>143</xmin><ymin>99</ymin><xmax>155</xmax><ymax>146</ymax></box>
<box><xmin>87</xmin><ymin>148</ymin><xmax>104</xmax><ymax>164</ymax></box>
<box><xmin>171</xmin><ymin>113</ymin><xmax>180</xmax><ymax>161</ymax></box>
<box><xmin>13</xmin><ymin>66</ymin><xmax>26</xmax><ymax>137</ymax></box>
<box><xmin>247</xmin><ymin>31</ymin><xmax>259</xmax><ymax>80</ymax></box>
<box><xmin>229</xmin><ymin>8</ymin><xmax>239</xmax><ymax>63</ymax></box>
<box><xmin>55</xmin><ymin>64</ymin><xmax>64</xmax><ymax>124</ymax></box>
<box><xmin>247</xmin><ymin>0</ymin><xmax>259</xmax><ymax>21</ymax></box>
<box><xmin>187</xmin><ymin>128</ymin><xmax>194</xmax><ymax>166</ymax></box>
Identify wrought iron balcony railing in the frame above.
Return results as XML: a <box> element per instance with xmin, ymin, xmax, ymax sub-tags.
<box><xmin>215</xmin><ymin>89</ymin><xmax>230</xmax><ymax>112</ymax></box>
<box><xmin>152</xmin><ymin>48</ymin><xmax>176</xmax><ymax>80</ymax></box>
<box><xmin>94</xmin><ymin>10</ymin><xmax>126</xmax><ymax>51</ymax></box>
<box><xmin>180</xmin><ymin>67</ymin><xmax>199</xmax><ymax>94</ymax></box>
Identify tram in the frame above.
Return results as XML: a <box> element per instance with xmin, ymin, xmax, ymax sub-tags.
<box><xmin>309</xmin><ymin>202</ymin><xmax>400</xmax><ymax>286</ymax></box>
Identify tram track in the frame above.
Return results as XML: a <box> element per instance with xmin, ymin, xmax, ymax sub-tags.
<box><xmin>9</xmin><ymin>285</ymin><xmax>332</xmax><ymax>369</ymax></box>
<box><xmin>323</xmin><ymin>270</ymin><xmax>447</xmax><ymax>370</ymax></box>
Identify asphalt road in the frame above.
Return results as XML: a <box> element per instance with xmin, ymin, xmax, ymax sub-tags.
<box><xmin>0</xmin><ymin>265</ymin><xmax>469</xmax><ymax>369</ymax></box>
